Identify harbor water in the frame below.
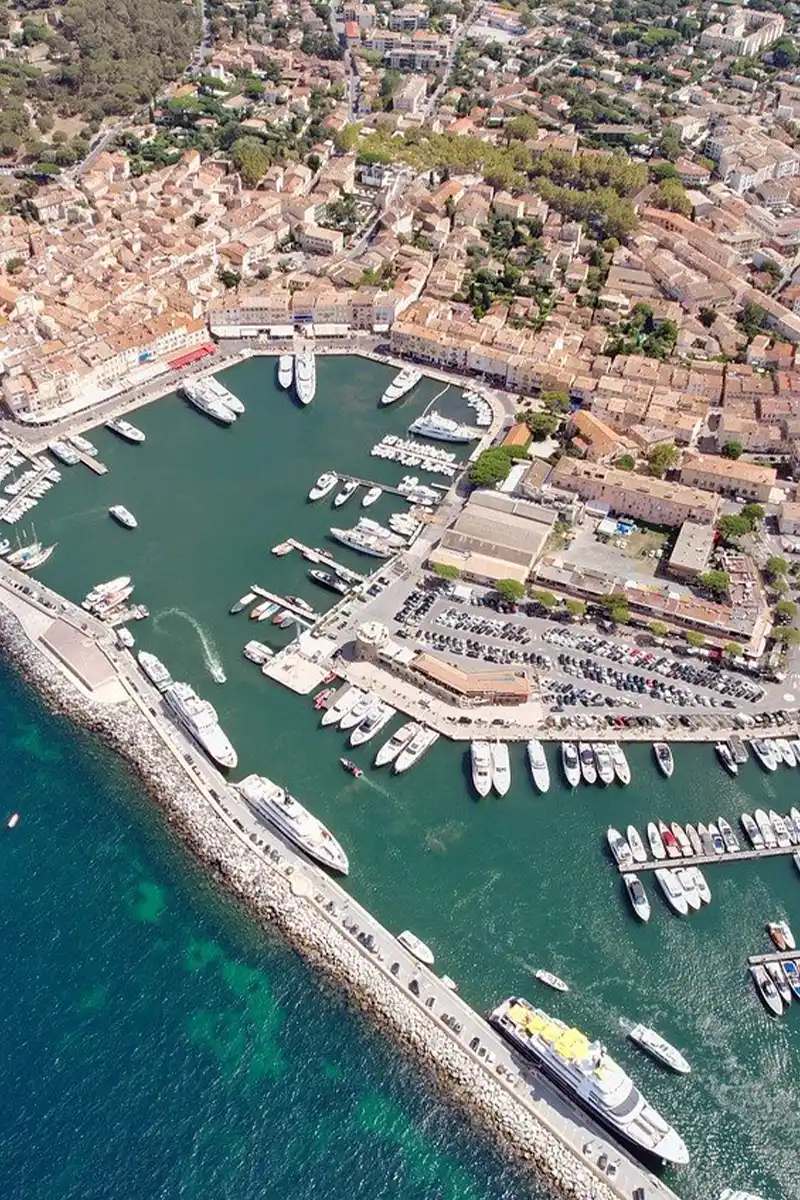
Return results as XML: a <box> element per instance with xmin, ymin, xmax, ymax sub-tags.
<box><xmin>13</xmin><ymin>353</ymin><xmax>800</xmax><ymax>1200</ymax></box>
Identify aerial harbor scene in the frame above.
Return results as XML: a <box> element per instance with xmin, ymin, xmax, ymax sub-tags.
<box><xmin>4</xmin><ymin>0</ymin><xmax>800</xmax><ymax>1193</ymax></box>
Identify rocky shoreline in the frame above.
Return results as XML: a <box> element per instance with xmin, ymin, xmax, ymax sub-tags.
<box><xmin>0</xmin><ymin>603</ymin><xmax>622</xmax><ymax>1200</ymax></box>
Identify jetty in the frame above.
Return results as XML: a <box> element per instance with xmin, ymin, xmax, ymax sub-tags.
<box><xmin>72</xmin><ymin>446</ymin><xmax>108</xmax><ymax>475</ymax></box>
<box><xmin>251</xmin><ymin>584</ymin><xmax>320</xmax><ymax>624</ymax></box>
<box><xmin>748</xmin><ymin>947</ymin><xmax>798</xmax><ymax>966</ymax></box>
<box><xmin>615</xmin><ymin>844</ymin><xmax>798</xmax><ymax>872</ymax></box>
<box><xmin>285</xmin><ymin>538</ymin><xmax>364</xmax><ymax>583</ymax></box>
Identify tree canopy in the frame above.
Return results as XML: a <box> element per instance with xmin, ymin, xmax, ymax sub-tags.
<box><xmin>469</xmin><ymin>447</ymin><xmax>511</xmax><ymax>488</ymax></box>
<box><xmin>647</xmin><ymin>442</ymin><xmax>679</xmax><ymax>478</ymax></box>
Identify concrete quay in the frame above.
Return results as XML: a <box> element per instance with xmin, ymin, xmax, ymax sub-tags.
<box><xmin>0</xmin><ymin>564</ymin><xmax>681</xmax><ymax>1200</ymax></box>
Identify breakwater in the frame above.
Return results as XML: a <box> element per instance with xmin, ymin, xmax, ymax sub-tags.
<box><xmin>0</xmin><ymin>597</ymin><xmax>641</xmax><ymax>1200</ymax></box>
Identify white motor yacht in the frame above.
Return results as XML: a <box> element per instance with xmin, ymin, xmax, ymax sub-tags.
<box><xmin>408</xmin><ymin>411</ymin><xmax>478</xmax><ymax>443</ymax></box>
<box><xmin>237</xmin><ymin>774</ymin><xmax>348</xmax><ymax>873</ymax></box>
<box><xmin>609</xmin><ymin>742</ymin><xmax>631</xmax><ymax>785</ymax></box>
<box><xmin>164</xmin><ymin>680</ymin><xmax>237</xmax><ymax>769</ymax></box>
<box><xmin>308</xmin><ymin>472</ymin><xmax>338</xmax><ymax>502</ymax></box>
<box><xmin>350</xmin><ymin>702</ymin><xmax>395</xmax><ymax>747</ymax></box>
<box><xmin>397</xmin><ymin>929</ymin><xmax>434</xmax><ymax>964</ymax></box>
<box><xmin>380</xmin><ymin>367</ymin><xmax>422</xmax><ymax>406</ymax></box>
<box><xmin>333</xmin><ymin>479</ymin><xmax>360</xmax><ymax>507</ymax></box>
<box><xmin>526</xmin><ymin>739</ymin><xmax>550</xmax><ymax>793</ymax></box>
<box><xmin>628</xmin><ymin>1024</ymin><xmax>690</xmax><ymax>1074</ymax></box>
<box><xmin>321</xmin><ymin>686</ymin><xmax>364</xmax><ymax>728</ymax></box>
<box><xmin>471</xmin><ymin>740</ymin><xmax>492</xmax><ymax>798</ymax></box>
<box><xmin>607</xmin><ymin>827</ymin><xmax>633</xmax><ymax>868</ymax></box>
<box><xmin>623</xmin><ymin>873</ymin><xmax>651</xmax><ymax>922</ymax></box>
<box><xmin>374</xmin><ymin>721</ymin><xmax>419</xmax><ymax>768</ymax></box>
<box><xmin>339</xmin><ymin>692</ymin><xmax>378</xmax><ymax>732</ymax></box>
<box><xmin>561</xmin><ymin>741</ymin><xmax>581</xmax><ymax>787</ymax></box>
<box><xmin>277</xmin><ymin>354</ymin><xmax>293</xmax><ymax>389</ymax></box>
<box><xmin>655</xmin><ymin>868</ymin><xmax>689</xmax><ymax>916</ymax></box>
<box><xmin>490</xmin><ymin>740</ymin><xmax>511</xmax><ymax>796</ymax></box>
<box><xmin>626</xmin><ymin>825</ymin><xmax>647</xmax><ymax>863</ymax></box>
<box><xmin>294</xmin><ymin>348</ymin><xmax>316</xmax><ymax>405</ymax></box>
<box><xmin>361</xmin><ymin>485</ymin><xmax>383</xmax><ymax>508</ymax></box>
<box><xmin>393</xmin><ymin>727</ymin><xmax>439</xmax><ymax>774</ymax></box>
<box><xmin>109</xmin><ymin>504</ymin><xmax>137</xmax><ymax>529</ymax></box>
<box><xmin>653</xmin><ymin>742</ymin><xmax>674</xmax><ymax>778</ymax></box>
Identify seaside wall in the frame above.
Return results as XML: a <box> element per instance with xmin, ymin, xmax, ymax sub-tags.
<box><xmin>0</xmin><ymin>601</ymin><xmax>621</xmax><ymax>1200</ymax></box>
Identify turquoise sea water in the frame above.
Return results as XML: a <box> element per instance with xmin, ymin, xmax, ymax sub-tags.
<box><xmin>10</xmin><ymin>353</ymin><xmax>800</xmax><ymax>1200</ymax></box>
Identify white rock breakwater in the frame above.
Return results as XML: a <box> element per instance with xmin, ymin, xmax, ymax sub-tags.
<box><xmin>0</xmin><ymin>604</ymin><xmax>622</xmax><ymax>1200</ymax></box>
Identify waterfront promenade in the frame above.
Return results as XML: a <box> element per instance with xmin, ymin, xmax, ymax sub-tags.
<box><xmin>0</xmin><ymin>560</ymin><xmax>682</xmax><ymax>1200</ymax></box>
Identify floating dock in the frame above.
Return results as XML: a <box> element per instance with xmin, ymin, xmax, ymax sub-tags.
<box><xmin>72</xmin><ymin>447</ymin><xmax>108</xmax><ymax>475</ymax></box>
<box><xmin>617</xmin><ymin>845</ymin><xmax>798</xmax><ymax>872</ymax></box>
<box><xmin>251</xmin><ymin>584</ymin><xmax>320</xmax><ymax>624</ymax></box>
<box><xmin>748</xmin><ymin>947</ymin><xmax>798</xmax><ymax>966</ymax></box>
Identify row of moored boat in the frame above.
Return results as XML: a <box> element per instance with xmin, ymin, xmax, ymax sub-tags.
<box><xmin>715</xmin><ymin>735</ymin><xmax>800</xmax><ymax>775</ymax></box>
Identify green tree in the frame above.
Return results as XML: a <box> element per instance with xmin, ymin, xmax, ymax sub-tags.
<box><xmin>231</xmin><ymin>136</ymin><xmax>270</xmax><ymax>186</ymax></box>
<box><xmin>217</xmin><ymin>267</ymin><xmax>241</xmax><ymax>289</ymax></box>
<box><xmin>775</xmin><ymin>599</ymin><xmax>798</xmax><ymax>624</ymax></box>
<box><xmin>615</xmin><ymin>454</ymin><xmax>635</xmax><ymax>471</ymax></box>
<box><xmin>685</xmin><ymin>630</ymin><xmax>705</xmax><ymax>648</ymax></box>
<box><xmin>469</xmin><ymin>448</ymin><xmax>511</xmax><ymax>488</ymax></box>
<box><xmin>528</xmin><ymin>411</ymin><xmax>559</xmax><ymax>440</ymax></box>
<box><xmin>659</xmin><ymin>126</ymin><xmax>682</xmax><ymax>162</ymax></box>
<box><xmin>724</xmin><ymin>642</ymin><xmax>743</xmax><ymax>660</ymax></box>
<box><xmin>5</xmin><ymin>255</ymin><xmax>24</xmax><ymax>274</ymax></box>
<box><xmin>505</xmin><ymin>114</ymin><xmax>539</xmax><ymax>143</ymax></box>
<box><xmin>496</xmin><ymin>578</ymin><xmax>526</xmax><ymax>603</ymax></box>
<box><xmin>739</xmin><ymin>300</ymin><xmax>767</xmax><ymax>340</ymax></box>
<box><xmin>541</xmin><ymin>389</ymin><xmax>570</xmax><ymax>413</ymax></box>
<box><xmin>334</xmin><ymin>123</ymin><xmax>361</xmax><ymax>153</ymax></box>
<box><xmin>530</xmin><ymin>589</ymin><xmax>558</xmax><ymax>609</ymax></box>
<box><xmin>433</xmin><ymin>563</ymin><xmax>460</xmax><ymax>580</ymax></box>
<box><xmin>773</xmin><ymin>626</ymin><xmax>800</xmax><ymax>644</ymax></box>
<box><xmin>565</xmin><ymin>598</ymin><xmax>586</xmax><ymax>618</ymax></box>
<box><xmin>717</xmin><ymin>514</ymin><xmax>751</xmax><ymax>543</ymax></box>
<box><xmin>696</xmin><ymin>569</ymin><xmax>730</xmax><ymax>599</ymax></box>
<box><xmin>766</xmin><ymin>555</ymin><xmax>789</xmax><ymax>578</ymax></box>
<box><xmin>654</xmin><ymin>178</ymin><xmax>691</xmax><ymax>217</ymax></box>
<box><xmin>740</xmin><ymin>503</ymin><xmax>765</xmax><ymax>528</ymax></box>
<box><xmin>772</xmin><ymin>37</ymin><xmax>799</xmax><ymax>68</ymax></box>
<box><xmin>649</xmin><ymin>620</ymin><xmax>668</xmax><ymax>637</ymax></box>
<box><xmin>721</xmin><ymin>440</ymin><xmax>743</xmax><ymax>460</ymax></box>
<box><xmin>647</xmin><ymin>442</ymin><xmax>679</xmax><ymax>478</ymax></box>
<box><xmin>609</xmin><ymin>601</ymin><xmax>630</xmax><ymax>624</ymax></box>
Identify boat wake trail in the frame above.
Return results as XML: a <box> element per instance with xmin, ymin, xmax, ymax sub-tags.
<box><xmin>156</xmin><ymin>608</ymin><xmax>226</xmax><ymax>683</ymax></box>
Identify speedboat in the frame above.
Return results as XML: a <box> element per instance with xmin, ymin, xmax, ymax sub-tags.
<box><xmin>659</xmin><ymin>820</ymin><xmax>680</xmax><ymax>859</ymax></box>
<box><xmin>361</xmin><ymin>486</ymin><xmax>383</xmax><ymax>508</ymax></box>
<box><xmin>769</xmin><ymin>810</ymin><xmax>792</xmax><ymax>848</ymax></box>
<box><xmin>653</xmin><ymin>741</ymin><xmax>674</xmax><ymax>778</ymax></box>
<box><xmin>647</xmin><ymin>821</ymin><xmax>666</xmax><ymax>860</ymax></box>
<box><xmin>350</xmin><ymin>702</ymin><xmax>395</xmax><ymax>747</ymax></box>
<box><xmin>109</xmin><ymin>504</ymin><xmax>137</xmax><ymax>529</ymax></box>
<box><xmin>491</xmin><ymin>740</ymin><xmax>511</xmax><ymax>796</ymax></box>
<box><xmin>754</xmin><ymin>809</ymin><xmax>777</xmax><ymax>849</ymax></box>
<box><xmin>750</xmin><ymin>739</ymin><xmax>778</xmax><ymax>771</ymax></box>
<box><xmin>471</xmin><ymin>740</ymin><xmax>492</xmax><ymax>798</ymax></box>
<box><xmin>340</xmin><ymin>692</ymin><xmax>378</xmax><ymax>732</ymax></box>
<box><xmin>397</xmin><ymin>929</ymin><xmax>434</xmax><ymax>965</ymax></box>
<box><xmin>578</xmin><ymin>742</ymin><xmax>597</xmax><ymax>785</ymax></box>
<box><xmin>230</xmin><ymin>592</ymin><xmax>256</xmax><ymax>615</ymax></box>
<box><xmin>592</xmin><ymin>743</ymin><xmax>615</xmax><ymax>785</ymax></box>
<box><xmin>561</xmin><ymin>741</ymin><xmax>581</xmax><ymax>787</ymax></box>
<box><xmin>623</xmin><ymin>873</ymin><xmax>651</xmax><ymax>922</ymax></box>
<box><xmin>697</xmin><ymin>822</ymin><xmax>715</xmax><ymax>854</ymax></box>
<box><xmin>676</xmin><ymin>868</ymin><xmax>701</xmax><ymax>912</ymax></box>
<box><xmin>655</xmin><ymin>868</ymin><xmax>689</xmax><ymax>916</ymax></box>
<box><xmin>715</xmin><ymin>741</ymin><xmax>738</xmax><ymax>776</ymax></box>
<box><xmin>628</xmin><ymin>1024</ymin><xmax>690</xmax><ymax>1074</ymax></box>
<box><xmin>607</xmin><ymin>827</ymin><xmax>633</xmax><ymax>868</ymax></box>
<box><xmin>308</xmin><ymin>472</ymin><xmax>338</xmax><ymax>501</ymax></box>
<box><xmin>393</xmin><ymin>727</ymin><xmax>438</xmax><ymax>773</ymax></box>
<box><xmin>707</xmin><ymin>822</ymin><xmax>725</xmax><ymax>855</ymax></box>
<box><xmin>375</xmin><ymin>721</ymin><xmax>418</xmax><ymax>768</ymax></box>
<box><xmin>626</xmin><ymin>825</ymin><xmax>647</xmax><ymax>864</ymax></box>
<box><xmin>277</xmin><ymin>354</ymin><xmax>293</xmax><ymax>389</ymax></box>
<box><xmin>685</xmin><ymin>824</ymin><xmax>704</xmax><ymax>855</ymax></box>
<box><xmin>689</xmin><ymin>867</ymin><xmax>711</xmax><ymax>905</ymax></box>
<box><xmin>775</xmin><ymin>737</ymin><xmax>796</xmax><ymax>767</ymax></box>
<box><xmin>717</xmin><ymin>817</ymin><xmax>740</xmax><ymax>853</ymax></box>
<box><xmin>340</xmin><ymin>757</ymin><xmax>363</xmax><ymax>779</ymax></box>
<box><xmin>767</xmin><ymin>961</ymin><xmax>792</xmax><ymax>1008</ymax></box>
<box><xmin>106</xmin><ymin>417</ymin><xmax>145</xmax><ymax>443</ymax></box>
<box><xmin>320</xmin><ymin>686</ymin><xmax>364</xmax><ymax>728</ymax></box>
<box><xmin>670</xmin><ymin>822</ymin><xmax>693</xmax><ymax>857</ymax></box>
<box><xmin>534</xmin><ymin>969</ymin><xmax>569</xmax><ymax>993</ymax></box>
<box><xmin>783</xmin><ymin>960</ymin><xmax>800</xmax><ymax>1001</ymax></box>
<box><xmin>526</xmin><ymin>740</ymin><xmax>550</xmax><ymax>793</ymax></box>
<box><xmin>767</xmin><ymin>920</ymin><xmax>796</xmax><ymax>951</ymax></box>
<box><xmin>609</xmin><ymin>742</ymin><xmax>631</xmax><ymax>785</ymax></box>
<box><xmin>740</xmin><ymin>812</ymin><xmax>764</xmax><ymax>850</ymax></box>
<box><xmin>750</xmin><ymin>964</ymin><xmax>783</xmax><ymax>1016</ymax></box>
<box><xmin>333</xmin><ymin>479</ymin><xmax>360</xmax><ymax>507</ymax></box>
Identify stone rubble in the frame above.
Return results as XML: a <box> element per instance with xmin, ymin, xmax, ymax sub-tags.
<box><xmin>0</xmin><ymin>603</ymin><xmax>621</xmax><ymax>1200</ymax></box>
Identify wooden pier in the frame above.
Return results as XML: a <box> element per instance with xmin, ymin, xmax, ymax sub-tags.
<box><xmin>748</xmin><ymin>947</ymin><xmax>798</xmax><ymax>966</ymax></box>
<box><xmin>617</xmin><ymin>844</ymin><xmax>798</xmax><ymax>872</ymax></box>
<box><xmin>251</xmin><ymin>584</ymin><xmax>320</xmax><ymax>625</ymax></box>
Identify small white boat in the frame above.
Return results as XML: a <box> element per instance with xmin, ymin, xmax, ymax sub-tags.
<box><xmin>561</xmin><ymin>741</ymin><xmax>581</xmax><ymax>787</ymax></box>
<box><xmin>534</xmin><ymin>969</ymin><xmax>569</xmax><ymax>993</ymax></box>
<box><xmin>308</xmin><ymin>472</ymin><xmax>338</xmax><ymax>502</ymax></box>
<box><xmin>592</xmin><ymin>742</ymin><xmax>615</xmax><ymax>785</ymax></box>
<box><xmin>676</xmin><ymin>867</ymin><xmax>701</xmax><ymax>912</ymax></box>
<box><xmin>628</xmin><ymin>1024</ymin><xmax>691</xmax><ymax>1074</ymax></box>
<box><xmin>471</xmin><ymin>740</ymin><xmax>492</xmax><ymax>798</ymax></box>
<box><xmin>623</xmin><ymin>872</ymin><xmax>651</xmax><ymax>922</ymax></box>
<box><xmin>775</xmin><ymin>737</ymin><xmax>796</xmax><ymax>767</ymax></box>
<box><xmin>653</xmin><ymin>742</ymin><xmax>674</xmax><ymax>778</ymax></box>
<box><xmin>578</xmin><ymin>742</ymin><xmax>597</xmax><ymax>785</ymax></box>
<box><xmin>361</xmin><ymin>485</ymin><xmax>383</xmax><ymax>508</ymax></box>
<box><xmin>689</xmin><ymin>866</ymin><xmax>711</xmax><ymax>905</ymax></box>
<box><xmin>6</xmin><ymin>812</ymin><xmax>19</xmax><ymax>829</ymax></box>
<box><xmin>767</xmin><ymin>919</ymin><xmax>796</xmax><ymax>951</ymax></box>
<box><xmin>609</xmin><ymin>742</ymin><xmax>631</xmax><ymax>785</ymax></box>
<box><xmin>607</xmin><ymin>827</ymin><xmax>633</xmax><ymax>868</ymax></box>
<box><xmin>490</xmin><ymin>740</ymin><xmax>511</xmax><ymax>797</ymax></box>
<box><xmin>333</xmin><ymin>479</ymin><xmax>360</xmax><ymax>507</ymax></box>
<box><xmin>685</xmin><ymin>823</ymin><xmax>704</xmax><ymax>855</ymax></box>
<box><xmin>397</xmin><ymin>929</ymin><xmax>434</xmax><ymax>965</ymax></box>
<box><xmin>717</xmin><ymin>817</ymin><xmax>740</xmax><ymax>854</ymax></box>
<box><xmin>750</xmin><ymin>964</ymin><xmax>784</xmax><ymax>1016</ymax></box>
<box><xmin>715</xmin><ymin>741</ymin><xmax>738</xmax><ymax>776</ymax></box>
<box><xmin>526</xmin><ymin>740</ymin><xmax>550</xmax><ymax>794</ymax></box>
<box><xmin>707</xmin><ymin>822</ymin><xmax>726</xmax><ymax>855</ymax></box>
<box><xmin>655</xmin><ymin>868</ymin><xmax>689</xmax><ymax>916</ymax></box>
<box><xmin>719</xmin><ymin>1190</ymin><xmax>766</xmax><ymax>1200</ymax></box>
<box><xmin>277</xmin><ymin>354</ymin><xmax>293</xmax><ymax>389</ymax></box>
<box><xmin>109</xmin><ymin>504</ymin><xmax>137</xmax><ymax>529</ymax></box>
<box><xmin>740</xmin><ymin>812</ymin><xmax>764</xmax><ymax>850</ymax></box>
<box><xmin>647</xmin><ymin>821</ymin><xmax>666</xmax><ymax>860</ymax></box>
<box><xmin>769</xmin><ymin>810</ymin><xmax>792</xmax><ymax>848</ymax></box>
<box><xmin>670</xmin><ymin>822</ymin><xmax>693</xmax><ymax>858</ymax></box>
<box><xmin>626</xmin><ymin>825</ymin><xmax>647</xmax><ymax>864</ymax></box>
<box><xmin>754</xmin><ymin>808</ymin><xmax>777</xmax><ymax>849</ymax></box>
<box><xmin>230</xmin><ymin>592</ymin><xmax>256</xmax><ymax>615</ymax></box>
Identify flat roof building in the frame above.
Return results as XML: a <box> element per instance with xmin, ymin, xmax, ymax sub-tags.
<box><xmin>667</xmin><ymin>520</ymin><xmax>715</xmax><ymax>579</ymax></box>
<box><xmin>550</xmin><ymin>458</ymin><xmax>721</xmax><ymax>528</ymax></box>
<box><xmin>428</xmin><ymin>491</ymin><xmax>555</xmax><ymax>585</ymax></box>
<box><xmin>679</xmin><ymin>453</ymin><xmax>777</xmax><ymax>504</ymax></box>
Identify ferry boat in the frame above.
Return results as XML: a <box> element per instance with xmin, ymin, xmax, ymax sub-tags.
<box><xmin>380</xmin><ymin>367</ymin><xmax>422</xmax><ymax>406</ymax></box>
<box><xmin>69</xmin><ymin>433</ymin><xmax>97</xmax><ymax>457</ymax></box>
<box><xmin>164</xmin><ymin>680</ymin><xmax>238</xmax><ymax>769</ymax></box>
<box><xmin>181</xmin><ymin>382</ymin><xmax>235</xmax><ymax>425</ymax></box>
<box><xmin>609</xmin><ymin>742</ymin><xmax>631</xmax><ymax>785</ymax></box>
<box><xmin>294</xmin><ymin>348</ymin><xmax>316</xmax><ymax>405</ymax></box>
<box><xmin>489</xmin><ymin>997</ymin><xmax>689</xmax><ymax>1165</ymax></box>
<box><xmin>526</xmin><ymin>740</ymin><xmax>550</xmax><ymax>793</ymax></box>
<box><xmin>592</xmin><ymin>743</ymin><xmax>615</xmax><ymax>786</ymax></box>
<box><xmin>561</xmin><ymin>741</ymin><xmax>581</xmax><ymax>787</ymax></box>
<box><xmin>490</xmin><ymin>740</ymin><xmax>511</xmax><ymax>796</ymax></box>
<box><xmin>330</xmin><ymin>526</ymin><xmax>395</xmax><ymax>559</ymax></box>
<box><xmin>106</xmin><ymin>417</ymin><xmax>145</xmax><ymax>443</ymax></box>
<box><xmin>308</xmin><ymin>569</ymin><xmax>349</xmax><ymax>595</ymax></box>
<box><xmin>750</xmin><ymin>739</ymin><xmax>778</xmax><ymax>771</ymax></box>
<box><xmin>237</xmin><ymin>774</ymin><xmax>348</xmax><ymax>873</ymax></box>
<box><xmin>137</xmin><ymin>650</ymin><xmax>173</xmax><ymax>692</ymax></box>
<box><xmin>408</xmin><ymin>411</ymin><xmax>478</xmax><ymax>443</ymax></box>
<box><xmin>628</xmin><ymin>1024</ymin><xmax>690</xmax><ymax>1075</ymax></box>
<box><xmin>375</xmin><ymin>722</ymin><xmax>419</xmax><ymax>768</ymax></box>
<box><xmin>230</xmin><ymin>592</ymin><xmax>256</xmax><ymax>615</ymax></box>
<box><xmin>109</xmin><ymin>504</ymin><xmax>137</xmax><ymax>529</ymax></box>
<box><xmin>308</xmin><ymin>472</ymin><xmax>338</xmax><ymax>502</ymax></box>
<box><xmin>623</xmin><ymin>873</ymin><xmax>651</xmax><ymax>922</ymax></box>
<box><xmin>277</xmin><ymin>354</ymin><xmax>294</xmax><ymax>389</ymax></box>
<box><xmin>626</xmin><ymin>825</ymin><xmax>647</xmax><ymax>864</ymax></box>
<box><xmin>715</xmin><ymin>741</ymin><xmax>738</xmax><ymax>776</ymax></box>
<box><xmin>49</xmin><ymin>440</ymin><xmax>80</xmax><ymax>465</ymax></box>
<box><xmin>471</xmin><ymin>740</ymin><xmax>492</xmax><ymax>798</ymax></box>
<box><xmin>393</xmin><ymin>726</ymin><xmax>438</xmax><ymax>774</ymax></box>
<box><xmin>653</xmin><ymin>742</ymin><xmax>674</xmax><ymax>778</ymax></box>
<box><xmin>397</xmin><ymin>929</ymin><xmax>434</xmax><ymax>965</ymax></box>
<box><xmin>333</xmin><ymin>479</ymin><xmax>360</xmax><ymax>508</ymax></box>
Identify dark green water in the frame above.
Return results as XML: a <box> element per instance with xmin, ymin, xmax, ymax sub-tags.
<box><xmin>16</xmin><ymin>354</ymin><xmax>800</xmax><ymax>1200</ymax></box>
